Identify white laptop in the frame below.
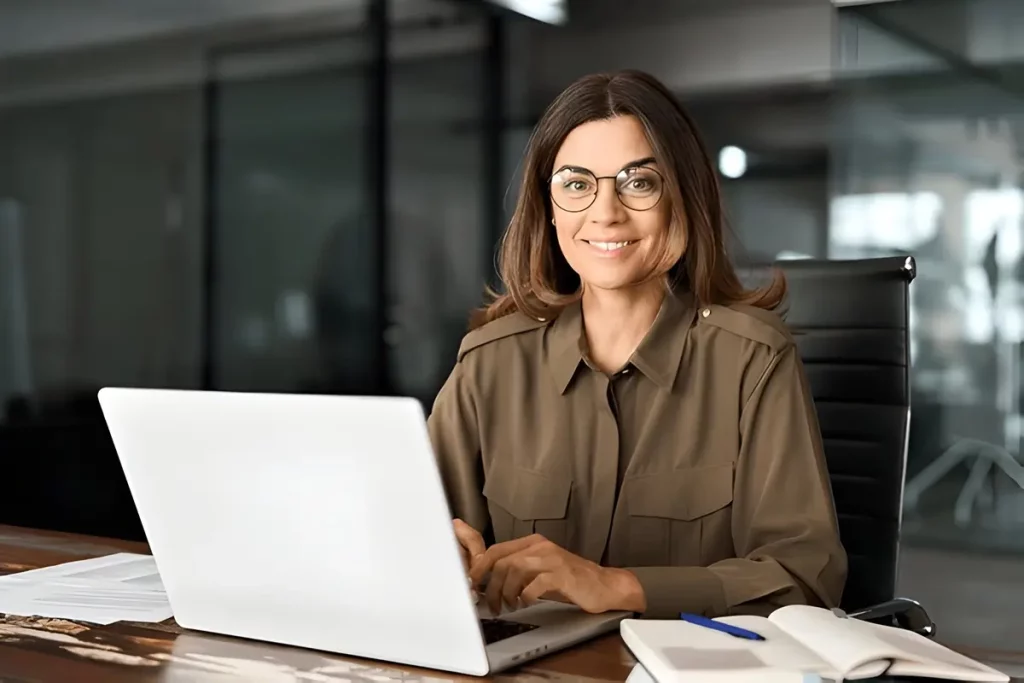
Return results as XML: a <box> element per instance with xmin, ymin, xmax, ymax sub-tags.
<box><xmin>97</xmin><ymin>387</ymin><xmax>628</xmax><ymax>676</ymax></box>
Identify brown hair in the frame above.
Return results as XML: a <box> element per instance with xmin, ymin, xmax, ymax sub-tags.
<box><xmin>470</xmin><ymin>69</ymin><xmax>785</xmax><ymax>330</ymax></box>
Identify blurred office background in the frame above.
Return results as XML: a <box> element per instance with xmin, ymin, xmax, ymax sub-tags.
<box><xmin>2</xmin><ymin>0</ymin><xmax>1024</xmax><ymax>657</ymax></box>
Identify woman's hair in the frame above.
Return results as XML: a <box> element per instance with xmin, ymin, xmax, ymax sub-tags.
<box><xmin>470</xmin><ymin>69</ymin><xmax>785</xmax><ymax>330</ymax></box>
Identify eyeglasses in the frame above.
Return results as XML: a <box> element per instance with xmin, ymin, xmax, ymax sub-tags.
<box><xmin>549</xmin><ymin>165</ymin><xmax>664</xmax><ymax>213</ymax></box>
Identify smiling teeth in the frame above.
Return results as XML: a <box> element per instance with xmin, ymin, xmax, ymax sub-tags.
<box><xmin>590</xmin><ymin>241</ymin><xmax>632</xmax><ymax>251</ymax></box>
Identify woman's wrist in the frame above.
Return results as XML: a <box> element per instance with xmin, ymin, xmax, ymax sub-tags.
<box><xmin>602</xmin><ymin>567</ymin><xmax>647</xmax><ymax>613</ymax></box>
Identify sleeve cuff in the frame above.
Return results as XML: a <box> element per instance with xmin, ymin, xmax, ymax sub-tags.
<box><xmin>627</xmin><ymin>566</ymin><xmax>727</xmax><ymax>619</ymax></box>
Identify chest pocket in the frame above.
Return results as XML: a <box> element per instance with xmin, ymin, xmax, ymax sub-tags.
<box><xmin>623</xmin><ymin>463</ymin><xmax>734</xmax><ymax>567</ymax></box>
<box><xmin>482</xmin><ymin>465</ymin><xmax>573</xmax><ymax>548</ymax></box>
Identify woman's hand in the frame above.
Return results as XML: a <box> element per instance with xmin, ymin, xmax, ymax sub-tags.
<box><xmin>468</xmin><ymin>534</ymin><xmax>646</xmax><ymax>616</ymax></box>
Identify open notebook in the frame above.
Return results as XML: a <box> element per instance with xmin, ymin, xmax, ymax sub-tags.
<box><xmin>620</xmin><ymin>605</ymin><xmax>1010</xmax><ymax>683</ymax></box>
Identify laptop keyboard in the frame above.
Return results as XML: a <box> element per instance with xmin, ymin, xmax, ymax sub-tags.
<box><xmin>479</xmin><ymin>617</ymin><xmax>539</xmax><ymax>644</ymax></box>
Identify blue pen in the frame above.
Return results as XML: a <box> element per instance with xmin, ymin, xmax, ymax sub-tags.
<box><xmin>679</xmin><ymin>613</ymin><xmax>765</xmax><ymax>641</ymax></box>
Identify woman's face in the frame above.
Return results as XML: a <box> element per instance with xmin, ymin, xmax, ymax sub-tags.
<box><xmin>549</xmin><ymin>114</ymin><xmax>673</xmax><ymax>293</ymax></box>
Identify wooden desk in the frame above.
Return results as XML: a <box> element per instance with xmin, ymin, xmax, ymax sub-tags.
<box><xmin>3</xmin><ymin>526</ymin><xmax>1021</xmax><ymax>683</ymax></box>
<box><xmin>0</xmin><ymin>525</ymin><xmax>634</xmax><ymax>682</ymax></box>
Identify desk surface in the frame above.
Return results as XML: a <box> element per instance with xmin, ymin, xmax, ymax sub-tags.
<box><xmin>1</xmin><ymin>525</ymin><xmax>1020</xmax><ymax>683</ymax></box>
<box><xmin>0</xmin><ymin>525</ymin><xmax>633</xmax><ymax>682</ymax></box>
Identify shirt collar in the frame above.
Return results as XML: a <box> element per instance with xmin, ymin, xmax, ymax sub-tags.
<box><xmin>547</xmin><ymin>300</ymin><xmax>586</xmax><ymax>394</ymax></box>
<box><xmin>546</xmin><ymin>290</ymin><xmax>697</xmax><ymax>394</ymax></box>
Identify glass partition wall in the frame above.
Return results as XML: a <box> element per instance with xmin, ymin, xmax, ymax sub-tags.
<box><xmin>211</xmin><ymin>2</ymin><xmax>494</xmax><ymax>402</ymax></box>
<box><xmin>834</xmin><ymin>0</ymin><xmax>1024</xmax><ymax>557</ymax></box>
<box><xmin>0</xmin><ymin>0</ymin><xmax>505</xmax><ymax>539</ymax></box>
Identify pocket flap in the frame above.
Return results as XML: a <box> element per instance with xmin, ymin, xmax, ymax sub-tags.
<box><xmin>483</xmin><ymin>465</ymin><xmax>572</xmax><ymax>520</ymax></box>
<box><xmin>626</xmin><ymin>464</ymin><xmax>734</xmax><ymax>520</ymax></box>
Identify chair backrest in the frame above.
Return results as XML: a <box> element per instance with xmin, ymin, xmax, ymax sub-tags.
<box><xmin>772</xmin><ymin>255</ymin><xmax>916</xmax><ymax>611</ymax></box>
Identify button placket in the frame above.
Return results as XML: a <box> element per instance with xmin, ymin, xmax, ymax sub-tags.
<box><xmin>586</xmin><ymin>373</ymin><xmax>620</xmax><ymax>564</ymax></box>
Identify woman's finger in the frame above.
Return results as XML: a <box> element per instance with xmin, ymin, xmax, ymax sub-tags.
<box><xmin>521</xmin><ymin>572</ymin><xmax>561</xmax><ymax>607</ymax></box>
<box><xmin>452</xmin><ymin>518</ymin><xmax>486</xmax><ymax>560</ymax></box>
<box><xmin>500</xmin><ymin>554</ymin><xmax>545</xmax><ymax>611</ymax></box>
<box><xmin>485</xmin><ymin>555</ymin><xmax>514</xmax><ymax>616</ymax></box>
<box><xmin>468</xmin><ymin>534</ymin><xmax>544</xmax><ymax>587</ymax></box>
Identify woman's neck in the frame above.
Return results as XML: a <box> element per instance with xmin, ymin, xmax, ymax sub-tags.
<box><xmin>580</xmin><ymin>281</ymin><xmax>666</xmax><ymax>374</ymax></box>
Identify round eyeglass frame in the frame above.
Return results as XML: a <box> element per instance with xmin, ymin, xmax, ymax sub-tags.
<box><xmin>548</xmin><ymin>165</ymin><xmax>665</xmax><ymax>213</ymax></box>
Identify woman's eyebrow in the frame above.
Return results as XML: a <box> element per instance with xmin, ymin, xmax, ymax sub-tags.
<box><xmin>620</xmin><ymin>156</ymin><xmax>657</xmax><ymax>171</ymax></box>
<box><xmin>553</xmin><ymin>156</ymin><xmax>658</xmax><ymax>176</ymax></box>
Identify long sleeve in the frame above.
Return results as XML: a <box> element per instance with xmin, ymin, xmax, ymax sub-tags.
<box><xmin>426</xmin><ymin>361</ymin><xmax>491</xmax><ymax>537</ymax></box>
<box><xmin>627</xmin><ymin>343</ymin><xmax>848</xmax><ymax>618</ymax></box>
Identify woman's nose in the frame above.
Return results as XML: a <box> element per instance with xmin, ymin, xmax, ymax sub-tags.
<box><xmin>587</xmin><ymin>178</ymin><xmax>627</xmax><ymax>224</ymax></box>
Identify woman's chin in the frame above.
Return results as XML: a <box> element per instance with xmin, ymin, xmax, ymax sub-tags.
<box><xmin>579</xmin><ymin>270</ymin><xmax>649</xmax><ymax>293</ymax></box>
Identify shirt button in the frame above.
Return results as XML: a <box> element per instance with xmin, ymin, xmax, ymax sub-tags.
<box><xmin>701</xmin><ymin>308</ymin><xmax>711</xmax><ymax>318</ymax></box>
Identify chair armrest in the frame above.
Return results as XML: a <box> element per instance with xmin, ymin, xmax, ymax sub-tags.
<box><xmin>845</xmin><ymin>598</ymin><xmax>936</xmax><ymax>638</ymax></box>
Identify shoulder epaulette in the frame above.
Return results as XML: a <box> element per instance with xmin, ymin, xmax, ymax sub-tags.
<box><xmin>457</xmin><ymin>313</ymin><xmax>549</xmax><ymax>361</ymax></box>
<box><xmin>699</xmin><ymin>303</ymin><xmax>791</xmax><ymax>353</ymax></box>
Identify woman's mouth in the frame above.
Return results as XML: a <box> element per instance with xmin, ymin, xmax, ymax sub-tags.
<box><xmin>583</xmin><ymin>239</ymin><xmax>637</xmax><ymax>254</ymax></box>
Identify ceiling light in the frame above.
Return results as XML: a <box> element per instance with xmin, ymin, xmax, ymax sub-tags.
<box><xmin>718</xmin><ymin>146</ymin><xmax>747</xmax><ymax>179</ymax></box>
<box><xmin>486</xmin><ymin>0</ymin><xmax>567</xmax><ymax>25</ymax></box>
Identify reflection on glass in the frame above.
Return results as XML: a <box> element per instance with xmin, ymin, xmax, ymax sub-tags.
<box><xmin>0</xmin><ymin>88</ymin><xmax>204</xmax><ymax>540</ymax></box>
<box><xmin>830</xmin><ymin>192</ymin><xmax>941</xmax><ymax>253</ymax></box>
<box><xmin>833</xmin><ymin>1</ymin><xmax>1024</xmax><ymax>564</ymax></box>
<box><xmin>0</xmin><ymin>200</ymin><xmax>33</xmax><ymax>412</ymax></box>
<box><xmin>213</xmin><ymin>47</ymin><xmax>374</xmax><ymax>395</ymax></box>
<box><xmin>386</xmin><ymin>19</ymin><xmax>489</xmax><ymax>402</ymax></box>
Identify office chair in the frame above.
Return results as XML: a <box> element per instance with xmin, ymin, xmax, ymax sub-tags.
<box><xmin>769</xmin><ymin>255</ymin><xmax>934</xmax><ymax>638</ymax></box>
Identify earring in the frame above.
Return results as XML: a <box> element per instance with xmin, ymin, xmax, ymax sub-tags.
<box><xmin>551</xmin><ymin>218</ymin><xmax>556</xmax><ymax>226</ymax></box>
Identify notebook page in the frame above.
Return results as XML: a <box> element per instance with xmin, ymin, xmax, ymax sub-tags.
<box><xmin>768</xmin><ymin>605</ymin><xmax>901</xmax><ymax>679</ymax></box>
<box><xmin>715</xmin><ymin>616</ymin><xmax>846</xmax><ymax>680</ymax></box>
<box><xmin>862</xmin><ymin>622</ymin><xmax>1009</xmax><ymax>682</ymax></box>
<box><xmin>622</xmin><ymin>617</ymin><xmax>836</xmax><ymax>682</ymax></box>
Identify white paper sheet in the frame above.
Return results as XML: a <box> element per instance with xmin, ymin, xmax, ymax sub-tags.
<box><xmin>0</xmin><ymin>553</ymin><xmax>172</xmax><ymax>625</ymax></box>
<box><xmin>1</xmin><ymin>552</ymin><xmax>165</xmax><ymax>590</ymax></box>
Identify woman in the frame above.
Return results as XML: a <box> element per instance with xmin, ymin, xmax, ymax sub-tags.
<box><xmin>427</xmin><ymin>70</ymin><xmax>847</xmax><ymax>620</ymax></box>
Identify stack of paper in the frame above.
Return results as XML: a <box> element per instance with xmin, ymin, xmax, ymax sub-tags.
<box><xmin>0</xmin><ymin>553</ymin><xmax>173</xmax><ymax>625</ymax></box>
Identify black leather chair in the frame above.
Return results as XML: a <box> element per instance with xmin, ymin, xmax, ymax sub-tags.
<box><xmin>769</xmin><ymin>255</ymin><xmax>934</xmax><ymax>637</ymax></box>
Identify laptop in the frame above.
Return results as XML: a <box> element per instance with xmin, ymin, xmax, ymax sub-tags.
<box><xmin>97</xmin><ymin>387</ymin><xmax>628</xmax><ymax>676</ymax></box>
